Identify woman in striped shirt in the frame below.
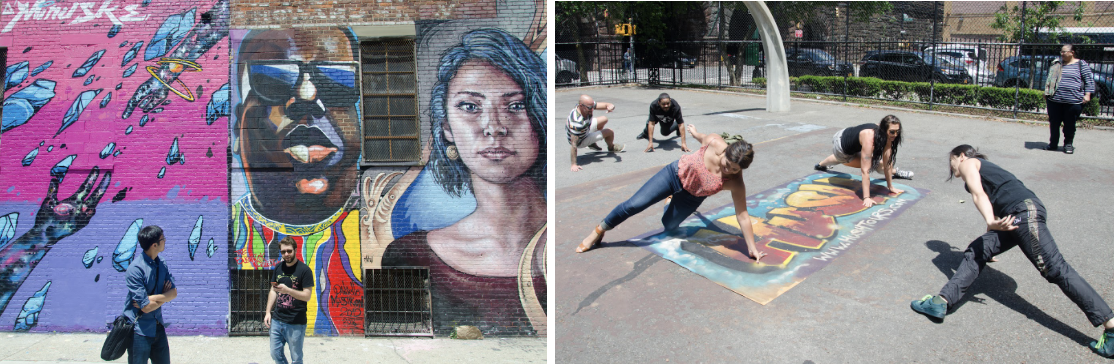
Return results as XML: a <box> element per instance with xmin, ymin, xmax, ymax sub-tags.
<box><xmin>1043</xmin><ymin>44</ymin><xmax>1094</xmax><ymax>155</ymax></box>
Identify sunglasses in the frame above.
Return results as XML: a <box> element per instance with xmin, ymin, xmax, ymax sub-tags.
<box><xmin>246</xmin><ymin>60</ymin><xmax>359</xmax><ymax>107</ymax></box>
<box><xmin>280</xmin><ymin>249</ymin><xmax>294</xmax><ymax>254</ymax></box>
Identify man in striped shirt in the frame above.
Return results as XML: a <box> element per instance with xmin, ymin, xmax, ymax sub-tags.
<box><xmin>1044</xmin><ymin>44</ymin><xmax>1094</xmax><ymax>155</ymax></box>
<box><xmin>568</xmin><ymin>94</ymin><xmax>624</xmax><ymax>172</ymax></box>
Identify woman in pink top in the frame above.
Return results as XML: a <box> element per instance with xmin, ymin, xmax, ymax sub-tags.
<box><xmin>576</xmin><ymin>124</ymin><xmax>767</xmax><ymax>263</ymax></box>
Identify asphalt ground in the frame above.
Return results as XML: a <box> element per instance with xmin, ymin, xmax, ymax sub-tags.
<box><xmin>555</xmin><ymin>86</ymin><xmax>1114</xmax><ymax>363</ymax></box>
<box><xmin>0</xmin><ymin>333</ymin><xmax>544</xmax><ymax>363</ymax></box>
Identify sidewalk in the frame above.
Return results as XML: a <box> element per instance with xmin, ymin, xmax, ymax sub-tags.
<box><xmin>0</xmin><ymin>333</ymin><xmax>545</xmax><ymax>363</ymax></box>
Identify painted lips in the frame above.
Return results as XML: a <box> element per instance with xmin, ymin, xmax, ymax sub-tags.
<box><xmin>479</xmin><ymin>147</ymin><xmax>516</xmax><ymax>161</ymax></box>
<box><xmin>284</xmin><ymin>145</ymin><xmax>338</xmax><ymax>164</ymax></box>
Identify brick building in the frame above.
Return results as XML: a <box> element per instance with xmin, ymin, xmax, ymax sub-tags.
<box><xmin>0</xmin><ymin>0</ymin><xmax>547</xmax><ymax>337</ymax></box>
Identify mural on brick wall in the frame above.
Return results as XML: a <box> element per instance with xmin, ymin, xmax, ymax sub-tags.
<box><xmin>0</xmin><ymin>0</ymin><xmax>230</xmax><ymax>334</ymax></box>
<box><xmin>361</xmin><ymin>17</ymin><xmax>548</xmax><ymax>335</ymax></box>
<box><xmin>229</xmin><ymin>27</ymin><xmax>364</xmax><ymax>336</ymax></box>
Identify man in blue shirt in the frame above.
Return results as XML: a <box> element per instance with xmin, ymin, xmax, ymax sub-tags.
<box><xmin>124</xmin><ymin>225</ymin><xmax>177</xmax><ymax>364</ymax></box>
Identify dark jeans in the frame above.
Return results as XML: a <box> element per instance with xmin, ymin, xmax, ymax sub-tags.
<box><xmin>129</xmin><ymin>323</ymin><xmax>169</xmax><ymax>364</ymax></box>
<box><xmin>1047</xmin><ymin>100</ymin><xmax>1083</xmax><ymax>147</ymax></box>
<box><xmin>602</xmin><ymin>160</ymin><xmax>707</xmax><ymax>231</ymax></box>
<box><xmin>642</xmin><ymin>118</ymin><xmax>680</xmax><ymax>138</ymax></box>
<box><xmin>939</xmin><ymin>198</ymin><xmax>1114</xmax><ymax>327</ymax></box>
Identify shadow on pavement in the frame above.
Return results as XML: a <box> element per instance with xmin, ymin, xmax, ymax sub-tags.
<box><xmin>571</xmin><ymin>254</ymin><xmax>659</xmax><ymax>316</ymax></box>
<box><xmin>702</xmin><ymin>108</ymin><xmax>765</xmax><ymax>115</ymax></box>
<box><xmin>1024</xmin><ymin>141</ymin><xmax>1056</xmax><ymax>150</ymax></box>
<box><xmin>575</xmin><ymin>150</ymin><xmax>623</xmax><ymax>168</ymax></box>
<box><xmin>923</xmin><ymin>240</ymin><xmax>1094</xmax><ymax>347</ymax></box>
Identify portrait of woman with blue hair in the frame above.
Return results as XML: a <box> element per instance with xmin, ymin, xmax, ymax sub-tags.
<box><xmin>380</xmin><ymin>28</ymin><xmax>547</xmax><ymax>335</ymax></box>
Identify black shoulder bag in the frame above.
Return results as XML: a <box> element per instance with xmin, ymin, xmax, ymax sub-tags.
<box><xmin>101</xmin><ymin>264</ymin><xmax>161</xmax><ymax>361</ymax></box>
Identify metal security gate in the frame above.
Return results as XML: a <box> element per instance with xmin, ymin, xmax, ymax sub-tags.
<box><xmin>229</xmin><ymin>269</ymin><xmax>271</xmax><ymax>336</ymax></box>
<box><xmin>364</xmin><ymin>267</ymin><xmax>432</xmax><ymax>337</ymax></box>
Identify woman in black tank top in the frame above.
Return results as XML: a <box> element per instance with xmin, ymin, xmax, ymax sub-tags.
<box><xmin>813</xmin><ymin>115</ymin><xmax>910</xmax><ymax>208</ymax></box>
<box><xmin>910</xmin><ymin>144</ymin><xmax>1114</xmax><ymax>358</ymax></box>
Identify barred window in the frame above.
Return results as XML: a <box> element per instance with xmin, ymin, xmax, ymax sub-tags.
<box><xmin>360</xmin><ymin>39</ymin><xmax>419</xmax><ymax>163</ymax></box>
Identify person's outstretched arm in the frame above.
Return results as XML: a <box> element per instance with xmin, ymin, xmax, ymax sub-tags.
<box><xmin>729</xmin><ymin>179</ymin><xmax>766</xmax><ymax>262</ymax></box>
<box><xmin>570</xmin><ymin>135</ymin><xmax>581</xmax><ymax>172</ymax></box>
<box><xmin>594</xmin><ymin>102</ymin><xmax>615</xmax><ymax>112</ymax></box>
<box><xmin>959</xmin><ymin>159</ymin><xmax>1017</xmax><ymax>231</ymax></box>
<box><xmin>686</xmin><ymin>124</ymin><xmax>713</xmax><ymax>146</ymax></box>
<box><xmin>858</xmin><ymin>130</ymin><xmax>876</xmax><ymax>207</ymax></box>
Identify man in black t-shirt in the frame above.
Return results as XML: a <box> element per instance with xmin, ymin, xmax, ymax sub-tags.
<box><xmin>265</xmin><ymin>237</ymin><xmax>314</xmax><ymax>364</ymax></box>
<box><xmin>636</xmin><ymin>93</ymin><xmax>689</xmax><ymax>153</ymax></box>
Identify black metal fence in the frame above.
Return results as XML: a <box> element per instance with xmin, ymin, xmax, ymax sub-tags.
<box><xmin>556</xmin><ymin>2</ymin><xmax>1114</xmax><ymax>119</ymax></box>
<box><xmin>229</xmin><ymin>269</ymin><xmax>271</xmax><ymax>336</ymax></box>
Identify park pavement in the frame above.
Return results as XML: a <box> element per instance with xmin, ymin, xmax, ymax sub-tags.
<box><xmin>0</xmin><ymin>332</ymin><xmax>545</xmax><ymax>363</ymax></box>
<box><xmin>556</xmin><ymin>86</ymin><xmax>1114</xmax><ymax>363</ymax></box>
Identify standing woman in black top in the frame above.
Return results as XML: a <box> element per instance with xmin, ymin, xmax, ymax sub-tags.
<box><xmin>910</xmin><ymin>145</ymin><xmax>1114</xmax><ymax>358</ymax></box>
<box><xmin>813</xmin><ymin>115</ymin><xmax>912</xmax><ymax>208</ymax></box>
<box><xmin>1043</xmin><ymin>44</ymin><xmax>1094</xmax><ymax>154</ymax></box>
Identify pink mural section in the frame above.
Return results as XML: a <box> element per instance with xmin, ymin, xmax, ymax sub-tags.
<box><xmin>0</xmin><ymin>0</ymin><xmax>231</xmax><ymax>334</ymax></box>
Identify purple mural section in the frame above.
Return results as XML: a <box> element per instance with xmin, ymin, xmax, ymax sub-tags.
<box><xmin>0</xmin><ymin>0</ymin><xmax>230</xmax><ymax>334</ymax></box>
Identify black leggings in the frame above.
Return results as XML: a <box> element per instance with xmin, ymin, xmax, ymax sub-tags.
<box><xmin>1047</xmin><ymin>100</ymin><xmax>1082</xmax><ymax>147</ymax></box>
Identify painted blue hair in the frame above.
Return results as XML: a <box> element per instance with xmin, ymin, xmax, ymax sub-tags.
<box><xmin>428</xmin><ymin>28</ymin><xmax>547</xmax><ymax>197</ymax></box>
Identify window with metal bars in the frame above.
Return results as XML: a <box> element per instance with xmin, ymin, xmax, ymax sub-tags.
<box><xmin>229</xmin><ymin>269</ymin><xmax>271</xmax><ymax>336</ymax></box>
<box><xmin>364</xmin><ymin>267</ymin><xmax>433</xmax><ymax>337</ymax></box>
<box><xmin>360</xmin><ymin>39</ymin><xmax>420</xmax><ymax>163</ymax></box>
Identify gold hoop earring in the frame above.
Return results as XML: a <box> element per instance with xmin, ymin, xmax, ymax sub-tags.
<box><xmin>446</xmin><ymin>145</ymin><xmax>459</xmax><ymax>161</ymax></box>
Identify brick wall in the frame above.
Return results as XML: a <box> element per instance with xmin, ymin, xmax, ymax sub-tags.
<box><xmin>0</xmin><ymin>0</ymin><xmax>232</xmax><ymax>335</ymax></box>
<box><xmin>0</xmin><ymin>0</ymin><xmax>546</xmax><ymax>338</ymax></box>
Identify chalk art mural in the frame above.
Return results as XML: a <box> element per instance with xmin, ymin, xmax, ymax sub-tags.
<box><xmin>229</xmin><ymin>27</ymin><xmax>364</xmax><ymax>336</ymax></box>
<box><xmin>630</xmin><ymin>173</ymin><xmax>926</xmax><ymax>305</ymax></box>
<box><xmin>0</xmin><ymin>0</ymin><xmax>230</xmax><ymax>334</ymax></box>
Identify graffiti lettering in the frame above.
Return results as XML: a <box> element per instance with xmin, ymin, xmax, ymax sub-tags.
<box><xmin>2</xmin><ymin>0</ymin><xmax>148</xmax><ymax>33</ymax></box>
<box><xmin>709</xmin><ymin>176</ymin><xmax>895</xmax><ymax>267</ymax></box>
<box><xmin>813</xmin><ymin>197</ymin><xmax>908</xmax><ymax>262</ymax></box>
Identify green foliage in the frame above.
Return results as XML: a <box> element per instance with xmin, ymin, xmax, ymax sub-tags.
<box><xmin>990</xmin><ymin>1</ymin><xmax>1085</xmax><ymax>43</ymax></box>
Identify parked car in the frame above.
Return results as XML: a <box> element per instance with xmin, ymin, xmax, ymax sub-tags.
<box><xmin>556</xmin><ymin>55</ymin><xmax>580</xmax><ymax>85</ymax></box>
<box><xmin>994</xmin><ymin>55</ymin><xmax>1112</xmax><ymax>105</ymax></box>
<box><xmin>992</xmin><ymin>55</ymin><xmax>1057</xmax><ymax>89</ymax></box>
<box><xmin>785</xmin><ymin>48</ymin><xmax>852</xmax><ymax>77</ymax></box>
<box><xmin>923</xmin><ymin>44</ymin><xmax>991</xmax><ymax>84</ymax></box>
<box><xmin>641</xmin><ymin>49</ymin><xmax>697</xmax><ymax>69</ymax></box>
<box><xmin>859</xmin><ymin>50</ymin><xmax>972</xmax><ymax>84</ymax></box>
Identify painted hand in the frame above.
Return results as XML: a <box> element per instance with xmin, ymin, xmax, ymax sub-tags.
<box><xmin>35</xmin><ymin>167</ymin><xmax>112</xmax><ymax>243</ymax></box>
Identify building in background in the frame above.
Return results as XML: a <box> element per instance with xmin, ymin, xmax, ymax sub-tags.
<box><xmin>0</xmin><ymin>0</ymin><xmax>546</xmax><ymax>338</ymax></box>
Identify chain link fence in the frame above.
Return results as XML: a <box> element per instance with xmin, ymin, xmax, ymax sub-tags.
<box><xmin>556</xmin><ymin>1</ymin><xmax>1114</xmax><ymax>120</ymax></box>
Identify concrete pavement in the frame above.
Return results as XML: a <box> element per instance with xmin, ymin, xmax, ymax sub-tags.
<box><xmin>556</xmin><ymin>86</ymin><xmax>1114</xmax><ymax>363</ymax></box>
<box><xmin>0</xmin><ymin>333</ymin><xmax>545</xmax><ymax>363</ymax></box>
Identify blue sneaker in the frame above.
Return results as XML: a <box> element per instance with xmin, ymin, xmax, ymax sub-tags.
<box><xmin>1091</xmin><ymin>329</ymin><xmax>1114</xmax><ymax>358</ymax></box>
<box><xmin>910</xmin><ymin>294</ymin><xmax>946</xmax><ymax>321</ymax></box>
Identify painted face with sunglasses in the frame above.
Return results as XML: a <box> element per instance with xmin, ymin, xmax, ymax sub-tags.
<box><xmin>235</xmin><ymin>28</ymin><xmax>361</xmax><ymax>225</ymax></box>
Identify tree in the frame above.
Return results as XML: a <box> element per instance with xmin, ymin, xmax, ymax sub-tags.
<box><xmin>991</xmin><ymin>1</ymin><xmax>1085</xmax><ymax>87</ymax></box>
<box><xmin>991</xmin><ymin>1</ymin><xmax>1085</xmax><ymax>43</ymax></box>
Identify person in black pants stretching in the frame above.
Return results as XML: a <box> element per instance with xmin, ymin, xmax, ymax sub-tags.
<box><xmin>911</xmin><ymin>145</ymin><xmax>1114</xmax><ymax>358</ymax></box>
<box><xmin>1043</xmin><ymin>44</ymin><xmax>1094</xmax><ymax>154</ymax></box>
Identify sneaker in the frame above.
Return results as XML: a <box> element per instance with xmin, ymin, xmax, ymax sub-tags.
<box><xmin>1091</xmin><ymin>329</ymin><xmax>1114</xmax><ymax>358</ymax></box>
<box><xmin>910</xmin><ymin>294</ymin><xmax>947</xmax><ymax>321</ymax></box>
<box><xmin>894</xmin><ymin>169</ymin><xmax>914</xmax><ymax>180</ymax></box>
<box><xmin>674</xmin><ymin>125</ymin><xmax>682</xmax><ymax>137</ymax></box>
<box><xmin>587</xmin><ymin>143</ymin><xmax>603</xmax><ymax>151</ymax></box>
<box><xmin>1065</xmin><ymin>145</ymin><xmax>1075</xmax><ymax>154</ymax></box>
<box><xmin>1045</xmin><ymin>144</ymin><xmax>1059</xmax><ymax>151</ymax></box>
<box><xmin>608</xmin><ymin>143</ymin><xmax>625</xmax><ymax>153</ymax></box>
<box><xmin>814</xmin><ymin>164</ymin><xmax>831</xmax><ymax>172</ymax></box>
<box><xmin>635</xmin><ymin>131</ymin><xmax>648</xmax><ymax>140</ymax></box>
